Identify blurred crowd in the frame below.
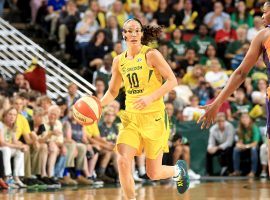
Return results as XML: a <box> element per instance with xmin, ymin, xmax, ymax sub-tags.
<box><xmin>0</xmin><ymin>0</ymin><xmax>269</xmax><ymax>190</ymax></box>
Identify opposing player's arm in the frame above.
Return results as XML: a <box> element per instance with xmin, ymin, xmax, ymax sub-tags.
<box><xmin>100</xmin><ymin>56</ymin><xmax>122</xmax><ymax>107</ymax></box>
<box><xmin>146</xmin><ymin>49</ymin><xmax>178</xmax><ymax>101</ymax></box>
<box><xmin>211</xmin><ymin>30</ymin><xmax>264</xmax><ymax>107</ymax></box>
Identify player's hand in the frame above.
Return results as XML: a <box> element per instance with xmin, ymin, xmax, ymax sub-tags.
<box><xmin>133</xmin><ymin>96</ymin><xmax>153</xmax><ymax>110</ymax></box>
<box><xmin>197</xmin><ymin>103</ymin><xmax>219</xmax><ymax>129</ymax></box>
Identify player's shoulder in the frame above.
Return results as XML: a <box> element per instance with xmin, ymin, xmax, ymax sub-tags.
<box><xmin>145</xmin><ymin>48</ymin><xmax>161</xmax><ymax>59</ymax></box>
<box><xmin>254</xmin><ymin>28</ymin><xmax>270</xmax><ymax>43</ymax></box>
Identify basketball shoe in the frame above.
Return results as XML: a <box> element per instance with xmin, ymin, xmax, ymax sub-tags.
<box><xmin>173</xmin><ymin>160</ymin><xmax>190</xmax><ymax>194</ymax></box>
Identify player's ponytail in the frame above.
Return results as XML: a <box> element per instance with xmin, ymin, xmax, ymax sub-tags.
<box><xmin>141</xmin><ymin>25</ymin><xmax>163</xmax><ymax>45</ymax></box>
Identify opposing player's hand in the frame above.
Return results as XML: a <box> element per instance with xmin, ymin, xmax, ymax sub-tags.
<box><xmin>197</xmin><ymin>103</ymin><xmax>219</xmax><ymax>129</ymax></box>
<box><xmin>133</xmin><ymin>96</ymin><xmax>153</xmax><ymax>110</ymax></box>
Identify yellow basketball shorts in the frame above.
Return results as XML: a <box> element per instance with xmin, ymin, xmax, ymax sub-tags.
<box><xmin>116</xmin><ymin>110</ymin><xmax>170</xmax><ymax>159</ymax></box>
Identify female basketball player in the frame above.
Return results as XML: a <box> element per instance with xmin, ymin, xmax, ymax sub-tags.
<box><xmin>198</xmin><ymin>1</ymin><xmax>270</xmax><ymax>177</ymax></box>
<box><xmin>100</xmin><ymin>18</ymin><xmax>189</xmax><ymax>199</ymax></box>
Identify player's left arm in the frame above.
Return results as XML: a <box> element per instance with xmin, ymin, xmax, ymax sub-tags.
<box><xmin>134</xmin><ymin>49</ymin><xmax>177</xmax><ymax>110</ymax></box>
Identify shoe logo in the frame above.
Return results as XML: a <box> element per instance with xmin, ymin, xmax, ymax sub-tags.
<box><xmin>155</xmin><ymin>118</ymin><xmax>161</xmax><ymax>121</ymax></box>
<box><xmin>177</xmin><ymin>180</ymin><xmax>183</xmax><ymax>187</ymax></box>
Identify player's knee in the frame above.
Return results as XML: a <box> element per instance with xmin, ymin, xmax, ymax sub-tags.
<box><xmin>117</xmin><ymin>154</ymin><xmax>130</xmax><ymax>170</ymax></box>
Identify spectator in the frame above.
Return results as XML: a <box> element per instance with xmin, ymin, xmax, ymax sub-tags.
<box><xmin>92</xmin><ymin>54</ymin><xmax>113</xmax><ymax>90</ymax></box>
<box><xmin>75</xmin><ymin>10</ymin><xmax>99</xmax><ymax>69</ymax></box>
<box><xmin>199</xmin><ymin>44</ymin><xmax>225</xmax><ymax>68</ymax></box>
<box><xmin>152</xmin><ymin>0</ymin><xmax>173</xmax><ymax>27</ymax></box>
<box><xmin>190</xmin><ymin>24</ymin><xmax>216</xmax><ymax>57</ymax></box>
<box><xmin>7</xmin><ymin>73</ymin><xmax>31</xmax><ymax>97</ymax></box>
<box><xmin>231</xmin><ymin>112</ymin><xmax>260</xmax><ymax>177</ymax></box>
<box><xmin>225</xmin><ymin>26</ymin><xmax>248</xmax><ymax>60</ymax></box>
<box><xmin>182</xmin><ymin>95</ymin><xmax>204</xmax><ymax>121</ymax></box>
<box><xmin>230</xmin><ymin>88</ymin><xmax>252</xmax><ymax>119</ymax></box>
<box><xmin>98</xmin><ymin>0</ymin><xmax>115</xmax><ymax>12</ymax></box>
<box><xmin>230</xmin><ymin>1</ymin><xmax>253</xmax><ymax>29</ymax></box>
<box><xmin>260</xmin><ymin>129</ymin><xmax>268</xmax><ymax>178</ymax></box>
<box><xmin>88</xmin><ymin>0</ymin><xmax>106</xmax><ymax>28</ymax></box>
<box><xmin>158</xmin><ymin>42</ymin><xmax>177</xmax><ymax>71</ymax></box>
<box><xmin>247</xmin><ymin>16</ymin><xmax>264</xmax><ymax>42</ymax></box>
<box><xmin>106</xmin><ymin>0</ymin><xmax>128</xmax><ymax>27</ymax></box>
<box><xmin>0</xmin><ymin>107</ymin><xmax>27</xmax><ymax>188</ymax></box>
<box><xmin>176</xmin><ymin>48</ymin><xmax>198</xmax><ymax>77</ymax></box>
<box><xmin>203</xmin><ymin>1</ymin><xmax>230</xmax><ymax>32</ymax></box>
<box><xmin>105</xmin><ymin>15</ymin><xmax>122</xmax><ymax>44</ymax></box>
<box><xmin>88</xmin><ymin>29</ymin><xmax>113</xmax><ymax>70</ymax></box>
<box><xmin>94</xmin><ymin>77</ymin><xmax>106</xmax><ymax>100</ymax></box>
<box><xmin>58</xmin><ymin>1</ymin><xmax>80</xmax><ymax>53</ymax></box>
<box><xmin>205</xmin><ymin>59</ymin><xmax>228</xmax><ymax>89</ymax></box>
<box><xmin>193</xmin><ymin>80</ymin><xmax>214</xmax><ymax>106</ymax></box>
<box><xmin>65</xmin><ymin>82</ymin><xmax>80</xmax><ymax>108</ymax></box>
<box><xmin>168</xmin><ymin>28</ymin><xmax>188</xmax><ymax>62</ymax></box>
<box><xmin>206</xmin><ymin>113</ymin><xmax>235</xmax><ymax>176</ymax></box>
<box><xmin>165</xmin><ymin>89</ymin><xmax>186</xmax><ymax>113</ymax></box>
<box><xmin>172</xmin><ymin>0</ymin><xmax>199</xmax><ymax>32</ymax></box>
<box><xmin>231</xmin><ymin>42</ymin><xmax>250</xmax><ymax>70</ymax></box>
<box><xmin>182</xmin><ymin>64</ymin><xmax>204</xmax><ymax>90</ymax></box>
<box><xmin>111</xmin><ymin>41</ymin><xmax>123</xmax><ymax>58</ymax></box>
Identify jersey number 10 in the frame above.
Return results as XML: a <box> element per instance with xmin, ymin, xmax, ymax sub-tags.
<box><xmin>127</xmin><ymin>73</ymin><xmax>139</xmax><ymax>88</ymax></box>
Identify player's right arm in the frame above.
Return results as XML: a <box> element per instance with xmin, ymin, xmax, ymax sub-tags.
<box><xmin>100</xmin><ymin>55</ymin><xmax>122</xmax><ymax>107</ymax></box>
<box><xmin>198</xmin><ymin>29</ymin><xmax>265</xmax><ymax>128</ymax></box>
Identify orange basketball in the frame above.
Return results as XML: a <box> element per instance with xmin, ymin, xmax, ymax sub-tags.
<box><xmin>72</xmin><ymin>96</ymin><xmax>102</xmax><ymax>125</ymax></box>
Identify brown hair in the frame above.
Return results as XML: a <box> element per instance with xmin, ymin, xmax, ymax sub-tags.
<box><xmin>123</xmin><ymin>18</ymin><xmax>163</xmax><ymax>45</ymax></box>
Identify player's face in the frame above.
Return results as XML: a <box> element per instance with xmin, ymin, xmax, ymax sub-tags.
<box><xmin>262</xmin><ymin>4</ymin><xmax>270</xmax><ymax>26</ymax></box>
<box><xmin>123</xmin><ymin>20</ymin><xmax>143</xmax><ymax>46</ymax></box>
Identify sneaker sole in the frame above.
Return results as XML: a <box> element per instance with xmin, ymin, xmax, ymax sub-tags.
<box><xmin>176</xmin><ymin>160</ymin><xmax>190</xmax><ymax>194</ymax></box>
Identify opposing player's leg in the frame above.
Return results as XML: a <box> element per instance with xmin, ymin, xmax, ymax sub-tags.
<box><xmin>117</xmin><ymin>144</ymin><xmax>137</xmax><ymax>200</ymax></box>
<box><xmin>268</xmin><ymin>136</ymin><xmax>270</xmax><ymax>174</ymax></box>
<box><xmin>145</xmin><ymin>152</ymin><xmax>189</xmax><ymax>194</ymax></box>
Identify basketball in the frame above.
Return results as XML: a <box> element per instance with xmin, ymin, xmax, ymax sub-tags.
<box><xmin>72</xmin><ymin>96</ymin><xmax>102</xmax><ymax>125</ymax></box>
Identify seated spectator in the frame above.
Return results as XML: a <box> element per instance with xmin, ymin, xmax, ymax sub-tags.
<box><xmin>164</xmin><ymin>89</ymin><xmax>186</xmax><ymax>113</ymax></box>
<box><xmin>42</xmin><ymin>105</ymin><xmax>66</xmax><ymax>180</ymax></box>
<box><xmin>45</xmin><ymin>0</ymin><xmax>66</xmax><ymax>40</ymax></box>
<box><xmin>215</xmin><ymin>19</ymin><xmax>237</xmax><ymax>60</ymax></box>
<box><xmin>248</xmin><ymin>56</ymin><xmax>267</xmax><ymax>87</ymax></box>
<box><xmin>193</xmin><ymin>80</ymin><xmax>214</xmax><ymax>106</ymax></box>
<box><xmin>206</xmin><ymin>113</ymin><xmax>235</xmax><ymax>176</ymax></box>
<box><xmin>7</xmin><ymin>73</ymin><xmax>31</xmax><ymax>97</ymax></box>
<box><xmin>199</xmin><ymin>44</ymin><xmax>225</xmax><ymax>68</ymax></box>
<box><xmin>172</xmin><ymin>0</ymin><xmax>199</xmax><ymax>32</ymax></box>
<box><xmin>92</xmin><ymin>54</ymin><xmax>113</xmax><ymax>90</ymax></box>
<box><xmin>231</xmin><ymin>112</ymin><xmax>260</xmax><ymax>177</ymax></box>
<box><xmin>105</xmin><ymin>15</ymin><xmax>122</xmax><ymax>44</ymax></box>
<box><xmin>0</xmin><ymin>74</ymin><xmax>8</xmax><ymax>96</ymax></box>
<box><xmin>205</xmin><ymin>59</ymin><xmax>228</xmax><ymax>89</ymax></box>
<box><xmin>111</xmin><ymin>41</ymin><xmax>123</xmax><ymax>58</ymax></box>
<box><xmin>182</xmin><ymin>64</ymin><xmax>204</xmax><ymax>90</ymax></box>
<box><xmin>58</xmin><ymin>1</ymin><xmax>80</xmax><ymax>53</ymax></box>
<box><xmin>37</xmin><ymin>95</ymin><xmax>52</xmax><ymax>115</ymax></box>
<box><xmin>88</xmin><ymin>29</ymin><xmax>113</xmax><ymax>71</ymax></box>
<box><xmin>0</xmin><ymin>107</ymin><xmax>27</xmax><ymax>188</ymax></box>
<box><xmin>230</xmin><ymin>1</ymin><xmax>253</xmax><ymax>29</ymax></box>
<box><xmin>176</xmin><ymin>48</ymin><xmax>198</xmax><ymax>78</ymax></box>
<box><xmin>88</xmin><ymin>0</ymin><xmax>106</xmax><ymax>28</ymax></box>
<box><xmin>182</xmin><ymin>95</ymin><xmax>204</xmax><ymax>121</ymax></box>
<box><xmin>106</xmin><ymin>0</ymin><xmax>128</xmax><ymax>27</ymax></box>
<box><xmin>230</xmin><ymin>88</ymin><xmax>253</xmax><ymax>119</ymax></box>
<box><xmin>65</xmin><ymin>82</ymin><xmax>80</xmax><ymax>108</ymax></box>
<box><xmin>152</xmin><ymin>0</ymin><xmax>173</xmax><ymax>28</ymax></box>
<box><xmin>158</xmin><ymin>42</ymin><xmax>177</xmax><ymax>71</ymax></box>
<box><xmin>168</xmin><ymin>28</ymin><xmax>188</xmax><ymax>62</ymax></box>
<box><xmin>203</xmin><ymin>1</ymin><xmax>230</xmax><ymax>32</ymax></box>
<box><xmin>225</xmin><ymin>26</ymin><xmax>248</xmax><ymax>60</ymax></box>
<box><xmin>94</xmin><ymin>77</ymin><xmax>106</xmax><ymax>100</ymax></box>
<box><xmin>75</xmin><ymin>10</ymin><xmax>99</xmax><ymax>69</ymax></box>
<box><xmin>190</xmin><ymin>24</ymin><xmax>216</xmax><ymax>57</ymax></box>
<box><xmin>247</xmin><ymin>16</ymin><xmax>264</xmax><ymax>42</ymax></box>
<box><xmin>231</xmin><ymin>42</ymin><xmax>250</xmax><ymax>70</ymax></box>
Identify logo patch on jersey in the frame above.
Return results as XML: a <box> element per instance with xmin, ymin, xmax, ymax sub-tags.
<box><xmin>137</xmin><ymin>58</ymin><xmax>142</xmax><ymax>62</ymax></box>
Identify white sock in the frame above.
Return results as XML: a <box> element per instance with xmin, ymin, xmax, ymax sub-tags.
<box><xmin>174</xmin><ymin>165</ymin><xmax>180</xmax><ymax>177</ymax></box>
<box><xmin>138</xmin><ymin>166</ymin><xmax>146</xmax><ymax>176</ymax></box>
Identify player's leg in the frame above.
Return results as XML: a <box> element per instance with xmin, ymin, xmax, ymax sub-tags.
<box><xmin>117</xmin><ymin>143</ymin><xmax>137</xmax><ymax>200</ymax></box>
<box><xmin>268</xmin><ymin>136</ymin><xmax>270</xmax><ymax>174</ymax></box>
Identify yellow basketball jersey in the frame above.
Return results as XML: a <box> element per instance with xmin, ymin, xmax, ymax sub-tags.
<box><xmin>118</xmin><ymin>45</ymin><xmax>165</xmax><ymax>113</ymax></box>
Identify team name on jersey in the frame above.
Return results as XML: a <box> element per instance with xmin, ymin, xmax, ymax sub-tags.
<box><xmin>127</xmin><ymin>88</ymin><xmax>144</xmax><ymax>94</ymax></box>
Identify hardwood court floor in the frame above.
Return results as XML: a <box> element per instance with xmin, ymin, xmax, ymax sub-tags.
<box><xmin>0</xmin><ymin>179</ymin><xmax>269</xmax><ymax>200</ymax></box>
